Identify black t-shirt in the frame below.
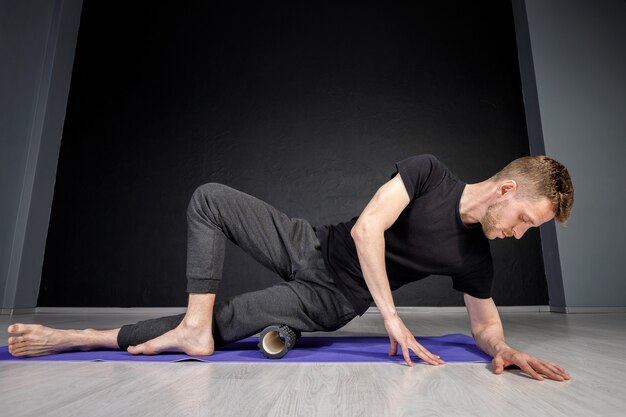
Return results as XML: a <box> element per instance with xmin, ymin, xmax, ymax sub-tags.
<box><xmin>314</xmin><ymin>154</ymin><xmax>494</xmax><ymax>315</ymax></box>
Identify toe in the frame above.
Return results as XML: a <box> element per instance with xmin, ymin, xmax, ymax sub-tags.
<box><xmin>10</xmin><ymin>323</ymin><xmax>35</xmax><ymax>334</ymax></box>
<box><xmin>11</xmin><ymin>336</ymin><xmax>28</xmax><ymax>345</ymax></box>
<box><xmin>8</xmin><ymin>341</ymin><xmax>26</xmax><ymax>352</ymax></box>
<box><xmin>8</xmin><ymin>324</ymin><xmax>22</xmax><ymax>334</ymax></box>
<box><xmin>9</xmin><ymin>336</ymin><xmax>26</xmax><ymax>344</ymax></box>
<box><xmin>129</xmin><ymin>342</ymin><xmax>160</xmax><ymax>355</ymax></box>
<box><xmin>8</xmin><ymin>345</ymin><xmax>22</xmax><ymax>356</ymax></box>
<box><xmin>11</xmin><ymin>347</ymin><xmax>30</xmax><ymax>357</ymax></box>
<box><xmin>127</xmin><ymin>344</ymin><xmax>144</xmax><ymax>355</ymax></box>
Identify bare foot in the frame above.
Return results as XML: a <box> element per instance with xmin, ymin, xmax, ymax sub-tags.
<box><xmin>127</xmin><ymin>320</ymin><xmax>214</xmax><ymax>356</ymax></box>
<box><xmin>7</xmin><ymin>323</ymin><xmax>87</xmax><ymax>357</ymax></box>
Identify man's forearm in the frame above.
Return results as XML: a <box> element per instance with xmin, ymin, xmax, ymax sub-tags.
<box><xmin>473</xmin><ymin>322</ymin><xmax>512</xmax><ymax>357</ymax></box>
<box><xmin>351</xmin><ymin>228</ymin><xmax>397</xmax><ymax>320</ymax></box>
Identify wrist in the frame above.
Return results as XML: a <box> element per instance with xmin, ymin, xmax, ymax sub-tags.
<box><xmin>381</xmin><ymin>310</ymin><xmax>399</xmax><ymax>321</ymax></box>
<box><xmin>493</xmin><ymin>341</ymin><xmax>512</xmax><ymax>355</ymax></box>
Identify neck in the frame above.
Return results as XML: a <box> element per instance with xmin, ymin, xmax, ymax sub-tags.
<box><xmin>459</xmin><ymin>180</ymin><xmax>496</xmax><ymax>225</ymax></box>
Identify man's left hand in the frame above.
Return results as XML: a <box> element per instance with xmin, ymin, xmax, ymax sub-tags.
<box><xmin>492</xmin><ymin>347</ymin><xmax>570</xmax><ymax>381</ymax></box>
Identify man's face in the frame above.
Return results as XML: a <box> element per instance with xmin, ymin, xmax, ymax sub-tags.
<box><xmin>481</xmin><ymin>196</ymin><xmax>555</xmax><ymax>240</ymax></box>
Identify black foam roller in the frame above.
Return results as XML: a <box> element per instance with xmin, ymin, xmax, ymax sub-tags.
<box><xmin>258</xmin><ymin>324</ymin><xmax>301</xmax><ymax>359</ymax></box>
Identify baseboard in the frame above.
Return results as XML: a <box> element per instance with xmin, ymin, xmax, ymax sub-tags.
<box><xmin>377</xmin><ymin>306</ymin><xmax>626</xmax><ymax>314</ymax></box>
<box><xmin>365</xmin><ymin>305</ymin><xmax>551</xmax><ymax>314</ymax></box>
<box><xmin>550</xmin><ymin>306</ymin><xmax>626</xmax><ymax>314</ymax></box>
<box><xmin>3</xmin><ymin>305</ymin><xmax>624</xmax><ymax>316</ymax></box>
<box><xmin>4</xmin><ymin>307</ymin><xmax>186</xmax><ymax>316</ymax></box>
<box><xmin>3</xmin><ymin>306</ymin><xmax>548</xmax><ymax>316</ymax></box>
<box><xmin>1</xmin><ymin>308</ymin><xmax>37</xmax><ymax>316</ymax></box>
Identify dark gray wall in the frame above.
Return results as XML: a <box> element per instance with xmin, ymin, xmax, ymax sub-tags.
<box><xmin>0</xmin><ymin>0</ymin><xmax>82</xmax><ymax>311</ymax></box>
<box><xmin>523</xmin><ymin>0</ymin><xmax>626</xmax><ymax>308</ymax></box>
<box><xmin>38</xmin><ymin>1</ymin><xmax>548</xmax><ymax>308</ymax></box>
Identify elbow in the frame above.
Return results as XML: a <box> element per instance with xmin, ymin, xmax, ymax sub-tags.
<box><xmin>350</xmin><ymin>221</ymin><xmax>370</xmax><ymax>242</ymax></box>
<box><xmin>350</xmin><ymin>223</ymin><xmax>362</xmax><ymax>240</ymax></box>
<box><xmin>351</xmin><ymin>219</ymin><xmax>385</xmax><ymax>242</ymax></box>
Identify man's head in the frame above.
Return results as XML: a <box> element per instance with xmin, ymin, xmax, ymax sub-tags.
<box><xmin>481</xmin><ymin>155</ymin><xmax>574</xmax><ymax>240</ymax></box>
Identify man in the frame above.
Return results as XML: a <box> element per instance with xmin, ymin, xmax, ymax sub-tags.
<box><xmin>7</xmin><ymin>154</ymin><xmax>573</xmax><ymax>382</ymax></box>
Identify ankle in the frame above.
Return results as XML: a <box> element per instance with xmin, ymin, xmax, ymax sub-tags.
<box><xmin>187</xmin><ymin>293</ymin><xmax>216</xmax><ymax>313</ymax></box>
<box><xmin>78</xmin><ymin>328</ymin><xmax>120</xmax><ymax>350</ymax></box>
<box><xmin>181</xmin><ymin>316</ymin><xmax>213</xmax><ymax>330</ymax></box>
<box><xmin>60</xmin><ymin>329</ymin><xmax>90</xmax><ymax>350</ymax></box>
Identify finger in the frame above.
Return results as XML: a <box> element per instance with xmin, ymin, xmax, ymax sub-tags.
<box><xmin>548</xmin><ymin>362</ymin><xmax>570</xmax><ymax>379</ymax></box>
<box><xmin>411</xmin><ymin>343</ymin><xmax>444</xmax><ymax>366</ymax></box>
<box><xmin>534</xmin><ymin>362</ymin><xmax>563</xmax><ymax>381</ymax></box>
<box><xmin>401</xmin><ymin>342</ymin><xmax>413</xmax><ymax>367</ymax></box>
<box><xmin>389</xmin><ymin>339</ymin><xmax>397</xmax><ymax>356</ymax></box>
<box><xmin>402</xmin><ymin>335</ymin><xmax>445</xmax><ymax>365</ymax></box>
<box><xmin>533</xmin><ymin>361</ymin><xmax>567</xmax><ymax>382</ymax></box>
<box><xmin>419</xmin><ymin>345</ymin><xmax>445</xmax><ymax>364</ymax></box>
<box><xmin>541</xmin><ymin>362</ymin><xmax>567</xmax><ymax>378</ymax></box>
<box><xmin>492</xmin><ymin>357</ymin><xmax>504</xmax><ymax>374</ymax></box>
<box><xmin>518</xmin><ymin>360</ymin><xmax>544</xmax><ymax>381</ymax></box>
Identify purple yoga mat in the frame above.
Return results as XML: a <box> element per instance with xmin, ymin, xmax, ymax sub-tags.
<box><xmin>0</xmin><ymin>333</ymin><xmax>491</xmax><ymax>363</ymax></box>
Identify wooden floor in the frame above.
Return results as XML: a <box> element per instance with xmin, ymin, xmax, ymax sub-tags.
<box><xmin>1</xmin><ymin>310</ymin><xmax>625</xmax><ymax>417</ymax></box>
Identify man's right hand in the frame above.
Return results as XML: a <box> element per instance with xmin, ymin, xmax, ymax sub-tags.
<box><xmin>350</xmin><ymin>175</ymin><xmax>446</xmax><ymax>368</ymax></box>
<box><xmin>383</xmin><ymin>314</ymin><xmax>446</xmax><ymax>367</ymax></box>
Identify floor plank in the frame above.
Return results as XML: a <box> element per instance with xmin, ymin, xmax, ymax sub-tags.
<box><xmin>1</xmin><ymin>311</ymin><xmax>625</xmax><ymax>417</ymax></box>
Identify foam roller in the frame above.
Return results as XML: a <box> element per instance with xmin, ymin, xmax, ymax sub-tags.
<box><xmin>258</xmin><ymin>324</ymin><xmax>301</xmax><ymax>359</ymax></box>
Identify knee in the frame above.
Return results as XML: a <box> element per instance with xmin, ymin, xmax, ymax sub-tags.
<box><xmin>188</xmin><ymin>182</ymin><xmax>228</xmax><ymax>213</ymax></box>
<box><xmin>193</xmin><ymin>182</ymin><xmax>228</xmax><ymax>198</ymax></box>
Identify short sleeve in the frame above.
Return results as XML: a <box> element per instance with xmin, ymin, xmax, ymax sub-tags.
<box><xmin>389</xmin><ymin>154</ymin><xmax>445</xmax><ymax>200</ymax></box>
<box><xmin>451</xmin><ymin>256</ymin><xmax>494</xmax><ymax>299</ymax></box>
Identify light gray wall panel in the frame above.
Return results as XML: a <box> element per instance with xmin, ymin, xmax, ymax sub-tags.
<box><xmin>0</xmin><ymin>0</ymin><xmax>82</xmax><ymax>311</ymax></box>
<box><xmin>524</xmin><ymin>0</ymin><xmax>626</xmax><ymax>307</ymax></box>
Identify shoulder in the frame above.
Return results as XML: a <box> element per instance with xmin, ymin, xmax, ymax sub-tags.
<box><xmin>399</xmin><ymin>153</ymin><xmax>441</xmax><ymax>165</ymax></box>
<box><xmin>393</xmin><ymin>154</ymin><xmax>449</xmax><ymax>193</ymax></box>
<box><xmin>397</xmin><ymin>154</ymin><xmax>449</xmax><ymax>175</ymax></box>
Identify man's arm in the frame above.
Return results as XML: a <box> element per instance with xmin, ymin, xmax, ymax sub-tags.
<box><xmin>464</xmin><ymin>293</ymin><xmax>570</xmax><ymax>381</ymax></box>
<box><xmin>351</xmin><ymin>175</ymin><xmax>444</xmax><ymax>367</ymax></box>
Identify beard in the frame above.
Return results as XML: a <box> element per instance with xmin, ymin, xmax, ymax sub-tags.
<box><xmin>481</xmin><ymin>200</ymin><xmax>507</xmax><ymax>238</ymax></box>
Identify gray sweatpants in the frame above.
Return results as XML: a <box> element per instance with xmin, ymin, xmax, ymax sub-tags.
<box><xmin>117</xmin><ymin>183</ymin><xmax>357</xmax><ymax>349</ymax></box>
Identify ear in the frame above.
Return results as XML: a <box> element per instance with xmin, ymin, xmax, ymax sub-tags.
<box><xmin>497</xmin><ymin>180</ymin><xmax>517</xmax><ymax>200</ymax></box>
